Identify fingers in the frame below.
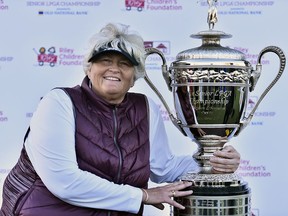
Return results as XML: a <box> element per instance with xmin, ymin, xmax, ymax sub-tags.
<box><xmin>167</xmin><ymin>181</ymin><xmax>193</xmax><ymax>197</ymax></box>
<box><xmin>210</xmin><ymin>145</ymin><xmax>240</xmax><ymax>173</ymax></box>
<box><xmin>210</xmin><ymin>162</ymin><xmax>237</xmax><ymax>173</ymax></box>
<box><xmin>164</xmin><ymin>181</ymin><xmax>193</xmax><ymax>210</ymax></box>
<box><xmin>143</xmin><ymin>181</ymin><xmax>193</xmax><ymax>210</ymax></box>
<box><xmin>213</xmin><ymin>145</ymin><xmax>240</xmax><ymax>159</ymax></box>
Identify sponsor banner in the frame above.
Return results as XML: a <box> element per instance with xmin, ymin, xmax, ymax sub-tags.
<box><xmin>0</xmin><ymin>1</ymin><xmax>287</xmax><ymax>215</ymax></box>
<box><xmin>26</xmin><ymin>0</ymin><xmax>101</xmax><ymax>15</ymax></box>
<box><xmin>33</xmin><ymin>46</ymin><xmax>84</xmax><ymax>67</ymax></box>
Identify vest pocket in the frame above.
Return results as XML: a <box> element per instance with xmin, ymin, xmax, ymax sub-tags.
<box><xmin>14</xmin><ymin>183</ymin><xmax>36</xmax><ymax>215</ymax></box>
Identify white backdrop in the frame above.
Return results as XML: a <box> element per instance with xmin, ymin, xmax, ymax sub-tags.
<box><xmin>0</xmin><ymin>1</ymin><xmax>287</xmax><ymax>215</ymax></box>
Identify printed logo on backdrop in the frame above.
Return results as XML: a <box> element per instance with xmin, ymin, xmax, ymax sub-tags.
<box><xmin>237</xmin><ymin>159</ymin><xmax>272</xmax><ymax>178</ymax></box>
<box><xmin>248</xmin><ymin>96</ymin><xmax>258</xmax><ymax>110</ymax></box>
<box><xmin>33</xmin><ymin>47</ymin><xmax>84</xmax><ymax>67</ymax></box>
<box><xmin>145</xmin><ymin>41</ymin><xmax>171</xmax><ymax>55</ymax></box>
<box><xmin>144</xmin><ymin>41</ymin><xmax>175</xmax><ymax>70</ymax></box>
<box><xmin>238</xmin><ymin>159</ymin><xmax>269</xmax><ymax>216</ymax></box>
<box><xmin>125</xmin><ymin>0</ymin><xmax>145</xmax><ymax>12</ymax></box>
<box><xmin>0</xmin><ymin>111</ymin><xmax>8</xmax><ymax>122</ymax></box>
<box><xmin>232</xmin><ymin>46</ymin><xmax>270</xmax><ymax>65</ymax></box>
<box><xmin>199</xmin><ymin>0</ymin><xmax>275</xmax><ymax>15</ymax></box>
<box><xmin>230</xmin><ymin>46</ymin><xmax>275</xmax><ymax>126</ymax></box>
<box><xmin>34</xmin><ymin>47</ymin><xmax>57</xmax><ymax>67</ymax></box>
<box><xmin>246</xmin><ymin>95</ymin><xmax>276</xmax><ymax>126</ymax></box>
<box><xmin>124</xmin><ymin>0</ymin><xmax>183</xmax><ymax>12</ymax></box>
<box><xmin>0</xmin><ymin>0</ymin><xmax>8</xmax><ymax>11</ymax></box>
<box><xmin>237</xmin><ymin>156</ymin><xmax>272</xmax><ymax>216</ymax></box>
<box><xmin>0</xmin><ymin>55</ymin><xmax>14</xmax><ymax>71</ymax></box>
<box><xmin>26</xmin><ymin>1</ymin><xmax>101</xmax><ymax>15</ymax></box>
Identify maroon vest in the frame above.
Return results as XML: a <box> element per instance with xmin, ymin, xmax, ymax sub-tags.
<box><xmin>0</xmin><ymin>77</ymin><xmax>150</xmax><ymax>216</ymax></box>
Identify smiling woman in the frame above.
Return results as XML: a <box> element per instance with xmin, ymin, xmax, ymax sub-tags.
<box><xmin>87</xmin><ymin>52</ymin><xmax>135</xmax><ymax>104</ymax></box>
<box><xmin>0</xmin><ymin>22</ymin><xmax>240</xmax><ymax>216</ymax></box>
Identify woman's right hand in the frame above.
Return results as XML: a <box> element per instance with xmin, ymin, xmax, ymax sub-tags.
<box><xmin>141</xmin><ymin>181</ymin><xmax>193</xmax><ymax>210</ymax></box>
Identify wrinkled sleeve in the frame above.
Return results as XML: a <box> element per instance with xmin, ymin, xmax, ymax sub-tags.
<box><xmin>147</xmin><ymin>97</ymin><xmax>199</xmax><ymax>183</ymax></box>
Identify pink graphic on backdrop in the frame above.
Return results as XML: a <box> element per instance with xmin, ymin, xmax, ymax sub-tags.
<box><xmin>125</xmin><ymin>0</ymin><xmax>145</xmax><ymax>12</ymax></box>
<box><xmin>144</xmin><ymin>41</ymin><xmax>153</xmax><ymax>48</ymax></box>
<box><xmin>156</xmin><ymin>43</ymin><xmax>169</xmax><ymax>54</ymax></box>
<box><xmin>34</xmin><ymin>47</ymin><xmax>58</xmax><ymax>67</ymax></box>
<box><xmin>144</xmin><ymin>41</ymin><xmax>170</xmax><ymax>55</ymax></box>
<box><xmin>247</xmin><ymin>96</ymin><xmax>258</xmax><ymax>110</ymax></box>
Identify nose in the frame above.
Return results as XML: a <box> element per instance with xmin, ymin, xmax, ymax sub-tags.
<box><xmin>108</xmin><ymin>67</ymin><xmax>120</xmax><ymax>73</ymax></box>
<box><xmin>108</xmin><ymin>61</ymin><xmax>121</xmax><ymax>72</ymax></box>
<box><xmin>109</xmin><ymin>59</ymin><xmax>120</xmax><ymax>72</ymax></box>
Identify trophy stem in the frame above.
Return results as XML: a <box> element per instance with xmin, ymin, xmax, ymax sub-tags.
<box><xmin>192</xmin><ymin>135</ymin><xmax>228</xmax><ymax>174</ymax></box>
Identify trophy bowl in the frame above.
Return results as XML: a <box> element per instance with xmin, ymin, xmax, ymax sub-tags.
<box><xmin>171</xmin><ymin>30</ymin><xmax>251</xmax><ymax>173</ymax></box>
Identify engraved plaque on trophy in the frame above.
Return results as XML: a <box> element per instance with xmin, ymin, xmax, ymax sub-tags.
<box><xmin>144</xmin><ymin>1</ymin><xmax>286</xmax><ymax>215</ymax></box>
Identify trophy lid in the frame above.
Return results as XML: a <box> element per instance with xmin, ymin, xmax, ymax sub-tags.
<box><xmin>176</xmin><ymin>30</ymin><xmax>247</xmax><ymax>62</ymax></box>
<box><xmin>174</xmin><ymin>1</ymin><xmax>249</xmax><ymax>67</ymax></box>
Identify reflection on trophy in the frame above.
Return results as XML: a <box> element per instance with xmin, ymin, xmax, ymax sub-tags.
<box><xmin>144</xmin><ymin>0</ymin><xmax>286</xmax><ymax>215</ymax></box>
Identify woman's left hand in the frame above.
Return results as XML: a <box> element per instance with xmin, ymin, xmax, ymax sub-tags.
<box><xmin>209</xmin><ymin>145</ymin><xmax>240</xmax><ymax>173</ymax></box>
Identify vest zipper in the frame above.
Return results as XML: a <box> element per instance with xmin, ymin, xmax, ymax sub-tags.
<box><xmin>107</xmin><ymin>107</ymin><xmax>123</xmax><ymax>216</ymax></box>
<box><xmin>112</xmin><ymin>107</ymin><xmax>123</xmax><ymax>183</ymax></box>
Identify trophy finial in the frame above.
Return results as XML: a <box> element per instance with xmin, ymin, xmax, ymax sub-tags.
<box><xmin>207</xmin><ymin>0</ymin><xmax>218</xmax><ymax>30</ymax></box>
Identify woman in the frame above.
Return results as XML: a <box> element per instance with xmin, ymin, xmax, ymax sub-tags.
<box><xmin>0</xmin><ymin>23</ymin><xmax>240</xmax><ymax>216</ymax></box>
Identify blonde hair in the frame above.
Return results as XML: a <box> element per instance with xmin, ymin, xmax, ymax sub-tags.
<box><xmin>83</xmin><ymin>23</ymin><xmax>146</xmax><ymax>80</ymax></box>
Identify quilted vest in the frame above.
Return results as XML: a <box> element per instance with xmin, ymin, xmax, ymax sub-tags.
<box><xmin>0</xmin><ymin>77</ymin><xmax>150</xmax><ymax>216</ymax></box>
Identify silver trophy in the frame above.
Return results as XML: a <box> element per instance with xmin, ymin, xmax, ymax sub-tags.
<box><xmin>144</xmin><ymin>1</ymin><xmax>286</xmax><ymax>215</ymax></box>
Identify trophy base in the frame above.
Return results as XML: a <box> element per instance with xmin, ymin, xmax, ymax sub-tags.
<box><xmin>173</xmin><ymin>173</ymin><xmax>251</xmax><ymax>216</ymax></box>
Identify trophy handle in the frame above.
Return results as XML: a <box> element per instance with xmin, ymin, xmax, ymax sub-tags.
<box><xmin>144</xmin><ymin>47</ymin><xmax>186</xmax><ymax>136</ymax></box>
<box><xmin>237</xmin><ymin>46</ymin><xmax>286</xmax><ymax>135</ymax></box>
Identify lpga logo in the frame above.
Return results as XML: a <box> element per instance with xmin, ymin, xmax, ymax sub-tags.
<box><xmin>33</xmin><ymin>47</ymin><xmax>58</xmax><ymax>67</ymax></box>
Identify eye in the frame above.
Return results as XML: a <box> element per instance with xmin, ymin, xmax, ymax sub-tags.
<box><xmin>98</xmin><ymin>57</ymin><xmax>112</xmax><ymax>65</ymax></box>
<box><xmin>119</xmin><ymin>60</ymin><xmax>133</xmax><ymax>67</ymax></box>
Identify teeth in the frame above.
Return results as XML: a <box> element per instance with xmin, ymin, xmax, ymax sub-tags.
<box><xmin>105</xmin><ymin>77</ymin><xmax>120</xmax><ymax>81</ymax></box>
